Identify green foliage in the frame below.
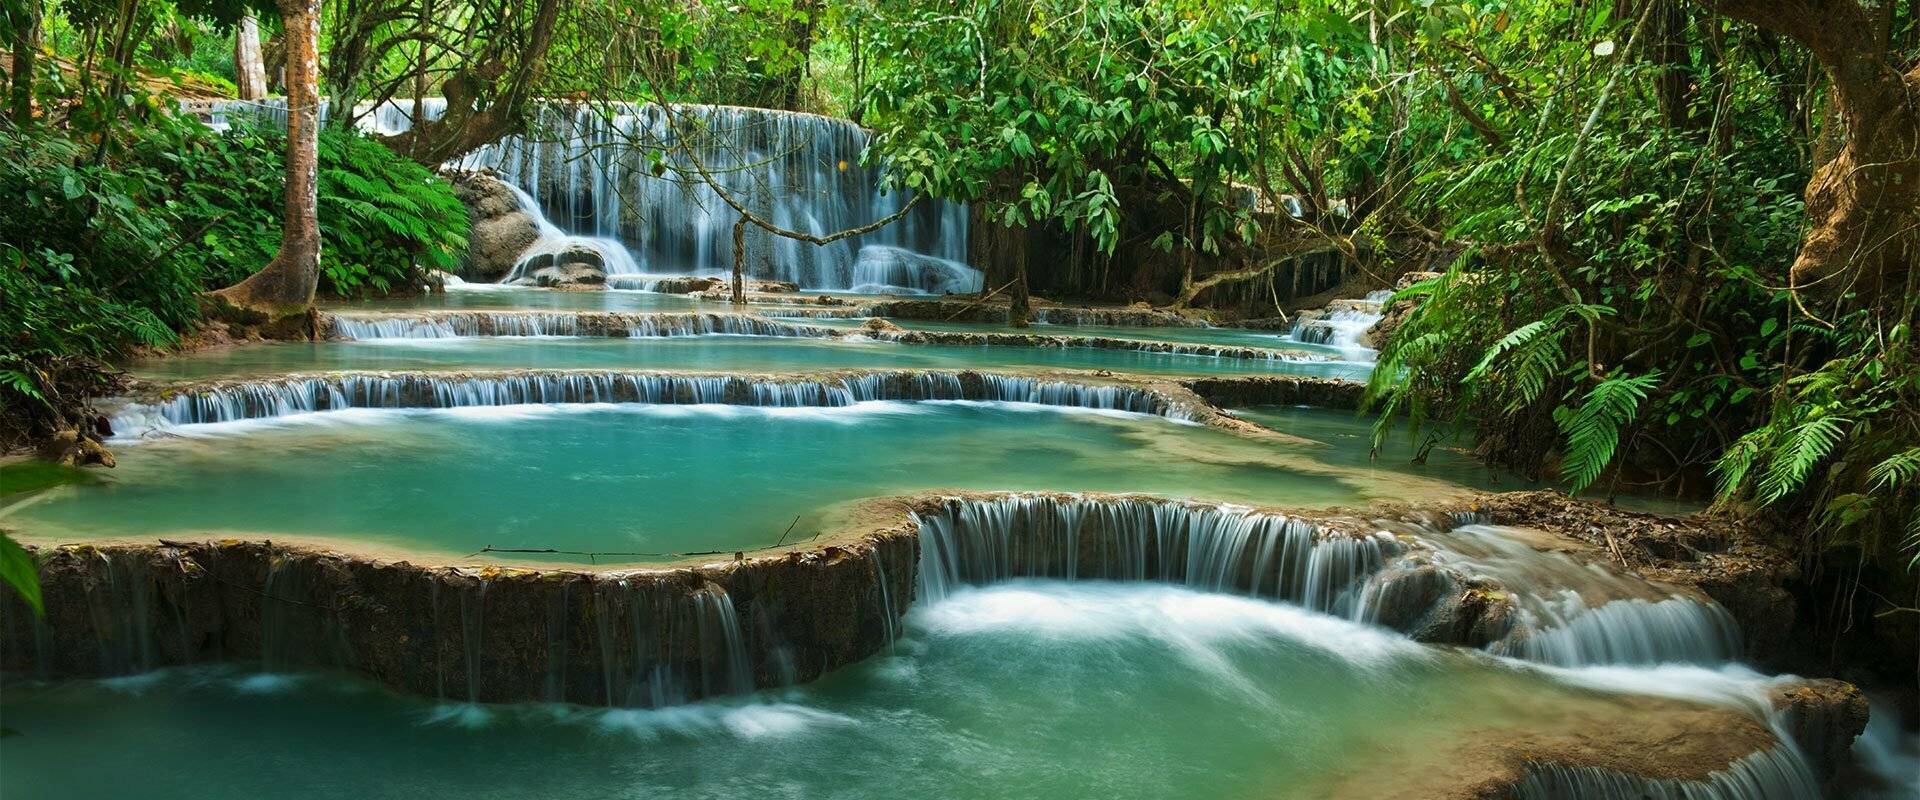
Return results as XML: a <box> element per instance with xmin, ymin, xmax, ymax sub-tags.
<box><xmin>316</xmin><ymin>132</ymin><xmax>469</xmax><ymax>296</ymax></box>
<box><xmin>853</xmin><ymin>0</ymin><xmax>1365</xmax><ymax>257</ymax></box>
<box><xmin>1350</xmin><ymin>2</ymin><xmax>1919</xmax><ymax>575</ymax></box>
<box><xmin>1555</xmin><ymin>371</ymin><xmax>1660</xmax><ymax>494</ymax></box>
<box><xmin>0</xmin><ymin>534</ymin><xmax>41</xmax><ymax>617</ymax></box>
<box><xmin>3</xmin><ymin>101</ymin><xmax>465</xmax><ymax>445</ymax></box>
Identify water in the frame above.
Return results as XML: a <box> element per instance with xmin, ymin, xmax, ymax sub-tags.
<box><xmin>196</xmin><ymin>100</ymin><xmax>978</xmax><ymax>293</ymax></box>
<box><xmin>128</xmin><ymin>337</ymin><xmax>1374</xmax><ymax>383</ymax></box>
<box><xmin>323</xmin><ymin>284</ymin><xmax>705</xmax><ymax>313</ymax></box>
<box><xmin>0</xmin><ymin>582</ymin><xmax>1796</xmax><ymax>800</ymax></box>
<box><xmin>1284</xmin><ymin>290</ymin><xmax>1392</xmax><ymax>361</ymax></box>
<box><xmin>6</xmin><ymin>404</ymin><xmax>1476</xmax><ymax>562</ymax></box>
<box><xmin>802</xmin><ymin>315</ymin><xmax>1346</xmax><ymax>356</ymax></box>
<box><xmin>454</xmin><ymin>103</ymin><xmax>976</xmax><ymax>293</ymax></box>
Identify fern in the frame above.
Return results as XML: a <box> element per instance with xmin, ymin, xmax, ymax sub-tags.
<box><xmin>1556</xmin><ymin>371</ymin><xmax>1661</xmax><ymax>494</ymax></box>
<box><xmin>1756</xmin><ymin>416</ymin><xmax>1853</xmax><ymax>504</ymax></box>
<box><xmin>1868</xmin><ymin>448</ymin><xmax>1920</xmax><ymax>492</ymax></box>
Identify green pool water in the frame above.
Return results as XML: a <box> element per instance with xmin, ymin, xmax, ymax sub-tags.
<box><xmin>129</xmin><ymin>336</ymin><xmax>1373</xmax><ymax>383</ymax></box>
<box><xmin>4</xmin><ymin>404</ymin><xmax>1480</xmax><ymax>562</ymax></box>
<box><xmin>0</xmin><ymin>581</ymin><xmax>1722</xmax><ymax>800</ymax></box>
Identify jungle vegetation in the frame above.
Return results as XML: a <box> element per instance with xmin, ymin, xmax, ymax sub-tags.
<box><xmin>1</xmin><ymin>0</ymin><xmax>1915</xmax><ymax>650</ymax></box>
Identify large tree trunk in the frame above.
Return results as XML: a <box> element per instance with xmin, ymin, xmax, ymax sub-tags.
<box><xmin>207</xmin><ymin>0</ymin><xmax>321</xmax><ymax>324</ymax></box>
<box><xmin>9</xmin><ymin>0</ymin><xmax>40</xmax><ymax>127</ymax></box>
<box><xmin>234</xmin><ymin>12</ymin><xmax>268</xmax><ymax>101</ymax></box>
<box><xmin>1696</xmin><ymin>0</ymin><xmax>1919</xmax><ymax>295</ymax></box>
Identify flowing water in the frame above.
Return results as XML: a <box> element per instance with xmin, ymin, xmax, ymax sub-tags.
<box><xmin>198</xmin><ymin>100</ymin><xmax>977</xmax><ymax>293</ymax></box>
<box><xmin>4</xmin><ymin>404</ymin><xmax>1479</xmax><ymax>561</ymax></box>
<box><xmin>452</xmin><ymin>103</ymin><xmax>975</xmax><ymax>293</ymax></box>
<box><xmin>0</xmin><ymin>581</ymin><xmax>1801</xmax><ymax>800</ymax></box>
<box><xmin>128</xmin><ymin>337</ymin><xmax>1373</xmax><ymax>383</ymax></box>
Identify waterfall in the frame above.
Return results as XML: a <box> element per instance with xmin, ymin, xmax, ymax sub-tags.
<box><xmin>326</xmin><ymin>311</ymin><xmax>834</xmax><ymax>340</ymax></box>
<box><xmin>690</xmin><ymin>584</ymin><xmax>753</xmax><ymax>698</ymax></box>
<box><xmin>1514</xmin><ymin>745</ymin><xmax>1820</xmax><ymax>800</ymax></box>
<box><xmin>1494</xmin><ymin>593</ymin><xmax>1742</xmax><ymax>666</ymax></box>
<box><xmin>1421</xmin><ymin>524</ymin><xmax>1745</xmax><ymax>667</ymax></box>
<box><xmin>454</xmin><ymin>103</ymin><xmax>978</xmax><ymax>293</ymax></box>
<box><xmin>110</xmin><ymin>371</ymin><xmax>1186</xmax><ymax>433</ymax></box>
<box><xmin>193</xmin><ymin>99</ymin><xmax>979</xmax><ymax>293</ymax></box>
<box><xmin>913</xmin><ymin>495</ymin><xmax>1397</xmax><ymax>619</ymax></box>
<box><xmin>496</xmin><ymin>184</ymin><xmax>644</xmax><ymax>283</ymax></box>
<box><xmin>1286</xmin><ymin>290</ymin><xmax>1391</xmax><ymax>360</ymax></box>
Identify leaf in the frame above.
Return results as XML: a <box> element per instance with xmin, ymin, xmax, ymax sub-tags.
<box><xmin>1556</xmin><ymin>371</ymin><xmax>1661</xmax><ymax>494</ymax></box>
<box><xmin>1757</xmin><ymin>416</ymin><xmax>1853</xmax><ymax>503</ymax></box>
<box><xmin>0</xmin><ymin>534</ymin><xmax>42</xmax><ymax>617</ymax></box>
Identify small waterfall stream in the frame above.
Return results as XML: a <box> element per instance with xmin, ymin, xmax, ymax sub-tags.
<box><xmin>914</xmin><ymin>495</ymin><xmax>1397</xmax><ymax>619</ymax></box>
<box><xmin>1286</xmin><ymin>290</ymin><xmax>1391</xmax><ymax>361</ymax></box>
<box><xmin>1420</xmin><ymin>523</ymin><xmax>1743</xmax><ymax>666</ymax></box>
<box><xmin>108</xmin><ymin>371</ymin><xmax>1186</xmax><ymax>433</ymax></box>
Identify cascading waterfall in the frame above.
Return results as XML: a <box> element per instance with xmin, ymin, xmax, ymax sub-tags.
<box><xmin>1287</xmin><ymin>289</ymin><xmax>1392</xmax><ymax>360</ymax></box>
<box><xmin>496</xmin><ymin>184</ymin><xmax>644</xmax><ymax>284</ymax></box>
<box><xmin>690</xmin><ymin>584</ymin><xmax>753</xmax><ymax>699</ymax></box>
<box><xmin>1495</xmin><ymin>592</ymin><xmax>1742</xmax><ymax>666</ymax></box>
<box><xmin>109</xmin><ymin>371</ymin><xmax>1186</xmax><ymax>433</ymax></box>
<box><xmin>1514</xmin><ymin>747</ymin><xmax>1820</xmax><ymax>800</ymax></box>
<box><xmin>1423</xmin><ymin>524</ymin><xmax>1744</xmax><ymax>667</ymax></box>
<box><xmin>587</xmin><ymin>579</ymin><xmax>754</xmax><ymax>708</ymax></box>
<box><xmin>194</xmin><ymin>98</ymin><xmax>980</xmax><ymax>293</ymax></box>
<box><xmin>455</xmin><ymin>103</ymin><xmax>978</xmax><ymax>293</ymax></box>
<box><xmin>326</xmin><ymin>311</ymin><xmax>833</xmax><ymax>340</ymax></box>
<box><xmin>913</xmin><ymin>495</ymin><xmax>1397</xmax><ymax>619</ymax></box>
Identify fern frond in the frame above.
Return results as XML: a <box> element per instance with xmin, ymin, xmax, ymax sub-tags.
<box><xmin>1557</xmin><ymin>371</ymin><xmax>1660</xmax><ymax>494</ymax></box>
<box><xmin>1868</xmin><ymin>448</ymin><xmax>1920</xmax><ymax>492</ymax></box>
<box><xmin>1756</xmin><ymin>416</ymin><xmax>1853</xmax><ymax>504</ymax></box>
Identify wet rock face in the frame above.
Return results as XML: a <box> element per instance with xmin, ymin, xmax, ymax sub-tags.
<box><xmin>1182</xmin><ymin>376</ymin><xmax>1366</xmax><ymax>410</ymax></box>
<box><xmin>1465</xmin><ymin>491</ymin><xmax>1801</xmax><ymax>665</ymax></box>
<box><xmin>450</xmin><ymin>170</ymin><xmax>542</xmax><ymax>282</ymax></box>
<box><xmin>1365</xmin><ymin>564</ymin><xmax>1514</xmax><ymax>647</ymax></box>
<box><xmin>0</xmin><ymin>537</ymin><xmax>916</xmax><ymax>707</ymax></box>
<box><xmin>1770</xmin><ymin>679</ymin><xmax>1871</xmax><ymax>782</ymax></box>
<box><xmin>514</xmin><ymin>247</ymin><xmax>608</xmax><ymax>289</ymax></box>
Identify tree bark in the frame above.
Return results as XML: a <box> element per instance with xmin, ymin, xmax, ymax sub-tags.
<box><xmin>374</xmin><ymin>0</ymin><xmax>561</xmax><ymax>165</ymax></box>
<box><xmin>9</xmin><ymin>0</ymin><xmax>40</xmax><ymax>127</ymax></box>
<box><xmin>234</xmin><ymin>12</ymin><xmax>268</xmax><ymax>101</ymax></box>
<box><xmin>1693</xmin><ymin>0</ymin><xmax>1919</xmax><ymax>295</ymax></box>
<box><xmin>208</xmin><ymin>0</ymin><xmax>322</xmax><ymax>322</ymax></box>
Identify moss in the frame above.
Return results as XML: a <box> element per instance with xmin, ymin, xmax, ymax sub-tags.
<box><xmin>0</xmin><ymin>461</ymin><xmax>102</xmax><ymax>497</ymax></box>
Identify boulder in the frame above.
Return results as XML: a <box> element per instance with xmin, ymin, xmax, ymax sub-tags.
<box><xmin>38</xmin><ymin>428</ymin><xmax>115</xmax><ymax>468</ymax></box>
<box><xmin>448</xmin><ymin>170</ymin><xmax>542</xmax><ymax>282</ymax></box>
<box><xmin>530</xmin><ymin>262</ymin><xmax>606</xmax><ymax>289</ymax></box>
<box><xmin>1770</xmin><ymin>679</ymin><xmax>1871</xmax><ymax>782</ymax></box>
<box><xmin>860</xmin><ymin>318</ymin><xmax>906</xmax><ymax>334</ymax></box>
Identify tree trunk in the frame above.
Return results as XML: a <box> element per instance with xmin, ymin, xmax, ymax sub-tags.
<box><xmin>1695</xmin><ymin>0</ymin><xmax>1919</xmax><ymax>295</ymax></box>
<box><xmin>10</xmin><ymin>0</ymin><xmax>40</xmax><ymax>127</ymax></box>
<box><xmin>234</xmin><ymin>12</ymin><xmax>268</xmax><ymax>101</ymax></box>
<box><xmin>207</xmin><ymin>0</ymin><xmax>321</xmax><ymax>324</ymax></box>
<box><xmin>1008</xmin><ymin>257</ymin><xmax>1031</xmax><ymax>327</ymax></box>
<box><xmin>375</xmin><ymin>0</ymin><xmax>561</xmax><ymax>165</ymax></box>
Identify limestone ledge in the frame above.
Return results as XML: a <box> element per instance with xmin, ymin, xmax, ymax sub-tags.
<box><xmin>317</xmin><ymin>309</ymin><xmax>1329</xmax><ymax>362</ymax></box>
<box><xmin>0</xmin><ymin>489</ymin><xmax>1868</xmax><ymax>794</ymax></box>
